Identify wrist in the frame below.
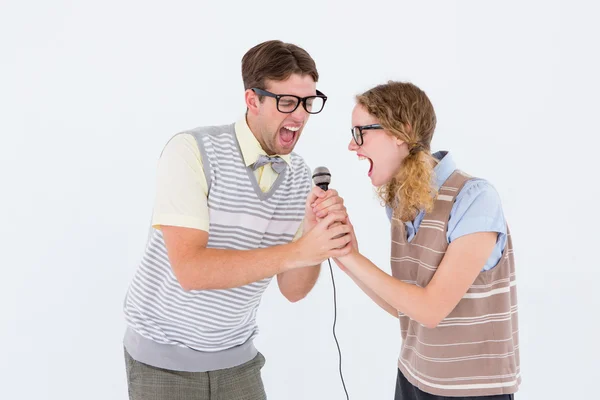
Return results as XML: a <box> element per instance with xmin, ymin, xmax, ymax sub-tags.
<box><xmin>337</xmin><ymin>251</ymin><xmax>358</xmax><ymax>269</ymax></box>
<box><xmin>282</xmin><ymin>241</ymin><xmax>302</xmax><ymax>271</ymax></box>
<box><xmin>303</xmin><ymin>218</ymin><xmax>317</xmax><ymax>234</ymax></box>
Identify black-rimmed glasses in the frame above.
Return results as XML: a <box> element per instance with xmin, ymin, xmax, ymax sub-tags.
<box><xmin>351</xmin><ymin>124</ymin><xmax>383</xmax><ymax>146</ymax></box>
<box><xmin>252</xmin><ymin>88</ymin><xmax>327</xmax><ymax>114</ymax></box>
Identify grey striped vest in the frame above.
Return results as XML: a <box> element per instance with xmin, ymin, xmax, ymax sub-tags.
<box><xmin>391</xmin><ymin>170</ymin><xmax>520</xmax><ymax>397</ymax></box>
<box><xmin>123</xmin><ymin>123</ymin><xmax>311</xmax><ymax>372</ymax></box>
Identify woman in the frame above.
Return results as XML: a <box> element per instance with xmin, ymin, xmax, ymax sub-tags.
<box><xmin>316</xmin><ymin>81</ymin><xmax>520</xmax><ymax>399</ymax></box>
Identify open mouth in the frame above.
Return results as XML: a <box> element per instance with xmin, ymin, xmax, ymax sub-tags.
<box><xmin>358</xmin><ymin>155</ymin><xmax>374</xmax><ymax>176</ymax></box>
<box><xmin>279</xmin><ymin>125</ymin><xmax>300</xmax><ymax>147</ymax></box>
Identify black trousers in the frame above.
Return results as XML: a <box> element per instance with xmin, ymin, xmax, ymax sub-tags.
<box><xmin>395</xmin><ymin>369</ymin><xmax>514</xmax><ymax>400</ymax></box>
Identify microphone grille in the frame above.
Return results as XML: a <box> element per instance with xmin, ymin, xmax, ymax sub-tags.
<box><xmin>312</xmin><ymin>166</ymin><xmax>331</xmax><ymax>186</ymax></box>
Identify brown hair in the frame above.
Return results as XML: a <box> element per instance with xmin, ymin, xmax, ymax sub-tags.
<box><xmin>241</xmin><ymin>40</ymin><xmax>319</xmax><ymax>93</ymax></box>
<box><xmin>356</xmin><ymin>81</ymin><xmax>438</xmax><ymax>222</ymax></box>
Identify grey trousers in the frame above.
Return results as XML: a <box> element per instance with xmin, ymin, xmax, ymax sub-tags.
<box><xmin>124</xmin><ymin>348</ymin><xmax>267</xmax><ymax>400</ymax></box>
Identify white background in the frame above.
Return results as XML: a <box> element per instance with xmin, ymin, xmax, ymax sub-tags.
<box><xmin>2</xmin><ymin>1</ymin><xmax>599</xmax><ymax>399</ymax></box>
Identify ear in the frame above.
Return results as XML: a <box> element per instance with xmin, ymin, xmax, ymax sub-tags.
<box><xmin>396</xmin><ymin>139</ymin><xmax>410</xmax><ymax>155</ymax></box>
<box><xmin>245</xmin><ymin>89</ymin><xmax>260</xmax><ymax>115</ymax></box>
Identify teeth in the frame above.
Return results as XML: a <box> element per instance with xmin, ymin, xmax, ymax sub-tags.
<box><xmin>284</xmin><ymin>126</ymin><xmax>300</xmax><ymax>132</ymax></box>
<box><xmin>358</xmin><ymin>156</ymin><xmax>367</xmax><ymax>160</ymax></box>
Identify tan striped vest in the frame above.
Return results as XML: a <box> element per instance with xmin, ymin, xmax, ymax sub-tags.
<box><xmin>391</xmin><ymin>170</ymin><xmax>520</xmax><ymax>397</ymax></box>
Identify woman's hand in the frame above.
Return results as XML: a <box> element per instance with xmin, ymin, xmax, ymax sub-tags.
<box><xmin>333</xmin><ymin>217</ymin><xmax>359</xmax><ymax>272</ymax></box>
<box><xmin>289</xmin><ymin>212</ymin><xmax>353</xmax><ymax>270</ymax></box>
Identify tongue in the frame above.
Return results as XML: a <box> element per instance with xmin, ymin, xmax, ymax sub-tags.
<box><xmin>280</xmin><ymin>128</ymin><xmax>294</xmax><ymax>143</ymax></box>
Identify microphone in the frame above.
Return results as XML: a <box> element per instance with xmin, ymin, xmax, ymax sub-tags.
<box><xmin>312</xmin><ymin>166</ymin><xmax>346</xmax><ymax>241</ymax></box>
<box><xmin>312</xmin><ymin>166</ymin><xmax>332</xmax><ymax>191</ymax></box>
<box><xmin>312</xmin><ymin>166</ymin><xmax>351</xmax><ymax>400</ymax></box>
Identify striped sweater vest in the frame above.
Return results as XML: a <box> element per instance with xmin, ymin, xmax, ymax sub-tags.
<box><xmin>123</xmin><ymin>124</ymin><xmax>312</xmax><ymax>371</ymax></box>
<box><xmin>391</xmin><ymin>170</ymin><xmax>520</xmax><ymax>397</ymax></box>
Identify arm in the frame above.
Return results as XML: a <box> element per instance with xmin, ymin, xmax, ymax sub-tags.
<box><xmin>344</xmin><ymin>268</ymin><xmax>398</xmax><ymax>317</ymax></box>
<box><xmin>276</xmin><ymin>263</ymin><xmax>321</xmax><ymax>302</ymax></box>
<box><xmin>277</xmin><ymin>221</ymin><xmax>321</xmax><ymax>302</ymax></box>
<box><xmin>332</xmin><ymin>218</ymin><xmax>397</xmax><ymax>317</ymax></box>
<box><xmin>336</xmin><ymin>231</ymin><xmax>497</xmax><ymax>328</ymax></box>
<box><xmin>163</xmin><ymin>212</ymin><xmax>352</xmax><ymax>291</ymax></box>
<box><xmin>277</xmin><ymin>187</ymin><xmax>347</xmax><ymax>302</ymax></box>
<box><xmin>153</xmin><ymin>135</ymin><xmax>352</xmax><ymax>291</ymax></box>
<box><xmin>163</xmin><ymin>226</ymin><xmax>290</xmax><ymax>291</ymax></box>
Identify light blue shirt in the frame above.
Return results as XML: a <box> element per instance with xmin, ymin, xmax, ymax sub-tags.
<box><xmin>386</xmin><ymin>151</ymin><xmax>506</xmax><ymax>271</ymax></box>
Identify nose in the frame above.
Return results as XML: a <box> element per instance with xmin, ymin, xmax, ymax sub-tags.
<box><xmin>290</xmin><ymin>105</ymin><xmax>308</xmax><ymax>122</ymax></box>
<box><xmin>348</xmin><ymin>137</ymin><xmax>359</xmax><ymax>151</ymax></box>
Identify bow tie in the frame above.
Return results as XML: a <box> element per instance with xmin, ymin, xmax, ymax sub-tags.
<box><xmin>251</xmin><ymin>154</ymin><xmax>287</xmax><ymax>173</ymax></box>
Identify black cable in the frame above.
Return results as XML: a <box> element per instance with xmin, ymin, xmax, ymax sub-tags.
<box><xmin>328</xmin><ymin>258</ymin><xmax>350</xmax><ymax>400</ymax></box>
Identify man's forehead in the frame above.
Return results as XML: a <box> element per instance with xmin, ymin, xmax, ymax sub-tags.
<box><xmin>264</xmin><ymin>76</ymin><xmax>316</xmax><ymax>95</ymax></box>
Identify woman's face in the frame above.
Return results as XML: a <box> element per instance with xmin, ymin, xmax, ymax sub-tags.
<box><xmin>348</xmin><ymin>104</ymin><xmax>409</xmax><ymax>187</ymax></box>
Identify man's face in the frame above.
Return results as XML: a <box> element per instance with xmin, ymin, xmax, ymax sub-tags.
<box><xmin>246</xmin><ymin>74</ymin><xmax>318</xmax><ymax>155</ymax></box>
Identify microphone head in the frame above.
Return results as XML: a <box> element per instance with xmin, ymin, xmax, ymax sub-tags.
<box><xmin>312</xmin><ymin>166</ymin><xmax>331</xmax><ymax>190</ymax></box>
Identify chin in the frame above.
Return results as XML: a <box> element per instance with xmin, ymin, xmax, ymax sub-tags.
<box><xmin>370</xmin><ymin>173</ymin><xmax>392</xmax><ymax>187</ymax></box>
<box><xmin>369</xmin><ymin>175</ymin><xmax>382</xmax><ymax>186</ymax></box>
<box><xmin>275</xmin><ymin>143</ymin><xmax>295</xmax><ymax>155</ymax></box>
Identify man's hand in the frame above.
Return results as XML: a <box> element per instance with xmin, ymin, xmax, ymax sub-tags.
<box><xmin>276</xmin><ymin>187</ymin><xmax>350</xmax><ymax>302</ymax></box>
<box><xmin>304</xmin><ymin>186</ymin><xmax>347</xmax><ymax>233</ymax></box>
<box><xmin>289</xmin><ymin>212</ymin><xmax>353</xmax><ymax>269</ymax></box>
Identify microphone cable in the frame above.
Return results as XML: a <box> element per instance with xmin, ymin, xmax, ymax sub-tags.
<box><xmin>327</xmin><ymin>258</ymin><xmax>350</xmax><ymax>400</ymax></box>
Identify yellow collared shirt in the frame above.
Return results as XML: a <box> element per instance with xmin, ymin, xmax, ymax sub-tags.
<box><xmin>152</xmin><ymin>118</ymin><xmax>303</xmax><ymax>240</ymax></box>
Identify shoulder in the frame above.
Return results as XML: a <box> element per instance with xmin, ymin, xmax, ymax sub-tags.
<box><xmin>455</xmin><ymin>177</ymin><xmax>503</xmax><ymax>209</ymax></box>
<box><xmin>161</xmin><ymin>123</ymin><xmax>238</xmax><ymax>160</ymax></box>
<box><xmin>178</xmin><ymin>124</ymin><xmax>237</xmax><ymax>147</ymax></box>
<box><xmin>160</xmin><ymin>132</ymin><xmax>201</xmax><ymax>162</ymax></box>
<box><xmin>448</xmin><ymin>176</ymin><xmax>507</xmax><ymax>240</ymax></box>
<box><xmin>289</xmin><ymin>151</ymin><xmax>312</xmax><ymax>179</ymax></box>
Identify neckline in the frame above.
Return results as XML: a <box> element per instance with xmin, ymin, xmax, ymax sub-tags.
<box><xmin>231</xmin><ymin>131</ymin><xmax>289</xmax><ymax>201</ymax></box>
<box><xmin>401</xmin><ymin>170</ymin><xmax>459</xmax><ymax>245</ymax></box>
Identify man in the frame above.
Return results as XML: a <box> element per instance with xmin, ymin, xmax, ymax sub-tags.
<box><xmin>122</xmin><ymin>40</ymin><xmax>352</xmax><ymax>399</ymax></box>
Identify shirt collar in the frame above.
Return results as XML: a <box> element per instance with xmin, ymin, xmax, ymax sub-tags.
<box><xmin>431</xmin><ymin>151</ymin><xmax>456</xmax><ymax>189</ymax></box>
<box><xmin>235</xmin><ymin>117</ymin><xmax>291</xmax><ymax>167</ymax></box>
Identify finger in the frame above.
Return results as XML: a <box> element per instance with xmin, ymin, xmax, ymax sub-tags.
<box><xmin>322</xmin><ymin>188</ymin><xmax>338</xmax><ymax>198</ymax></box>
<box><xmin>322</xmin><ymin>211</ymin><xmax>348</xmax><ymax>226</ymax></box>
<box><xmin>329</xmin><ymin>242</ymin><xmax>353</xmax><ymax>258</ymax></box>
<box><xmin>313</xmin><ymin>190</ymin><xmax>341</xmax><ymax>207</ymax></box>
<box><xmin>314</xmin><ymin>196</ymin><xmax>343</xmax><ymax>212</ymax></box>
<box><xmin>320</xmin><ymin>211</ymin><xmax>341</xmax><ymax>227</ymax></box>
<box><xmin>315</xmin><ymin>204</ymin><xmax>343</xmax><ymax>220</ymax></box>
<box><xmin>315</xmin><ymin>204</ymin><xmax>346</xmax><ymax>218</ymax></box>
<box><xmin>329</xmin><ymin>223</ymin><xmax>352</xmax><ymax>239</ymax></box>
<box><xmin>331</xmin><ymin>230</ymin><xmax>352</xmax><ymax>245</ymax></box>
<box><xmin>307</xmin><ymin>186</ymin><xmax>326</xmax><ymax>206</ymax></box>
<box><xmin>346</xmin><ymin>216</ymin><xmax>353</xmax><ymax>227</ymax></box>
<box><xmin>312</xmin><ymin>189</ymin><xmax>338</xmax><ymax>205</ymax></box>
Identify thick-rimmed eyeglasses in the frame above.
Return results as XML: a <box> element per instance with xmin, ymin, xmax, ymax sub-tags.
<box><xmin>252</xmin><ymin>88</ymin><xmax>327</xmax><ymax>114</ymax></box>
<box><xmin>351</xmin><ymin>124</ymin><xmax>383</xmax><ymax>146</ymax></box>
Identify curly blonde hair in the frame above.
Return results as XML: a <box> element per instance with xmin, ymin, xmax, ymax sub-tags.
<box><xmin>356</xmin><ymin>81</ymin><xmax>438</xmax><ymax>222</ymax></box>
